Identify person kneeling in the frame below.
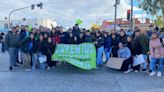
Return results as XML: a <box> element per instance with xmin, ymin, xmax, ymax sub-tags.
<box><xmin>118</xmin><ymin>42</ymin><xmax>132</xmax><ymax>73</ymax></box>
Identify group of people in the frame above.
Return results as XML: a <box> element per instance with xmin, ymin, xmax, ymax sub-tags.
<box><xmin>3</xmin><ymin>24</ymin><xmax>164</xmax><ymax>77</ymax></box>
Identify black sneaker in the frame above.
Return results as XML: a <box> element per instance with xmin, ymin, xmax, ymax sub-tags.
<box><xmin>9</xmin><ymin>66</ymin><xmax>12</xmax><ymax>71</ymax></box>
<box><xmin>141</xmin><ymin>69</ymin><xmax>146</xmax><ymax>72</ymax></box>
<box><xmin>13</xmin><ymin>65</ymin><xmax>19</xmax><ymax>68</ymax></box>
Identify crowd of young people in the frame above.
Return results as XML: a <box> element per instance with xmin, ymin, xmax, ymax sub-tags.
<box><xmin>3</xmin><ymin>24</ymin><xmax>164</xmax><ymax>77</ymax></box>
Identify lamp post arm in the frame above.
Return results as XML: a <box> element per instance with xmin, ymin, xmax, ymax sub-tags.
<box><xmin>8</xmin><ymin>5</ymin><xmax>31</xmax><ymax>28</ymax></box>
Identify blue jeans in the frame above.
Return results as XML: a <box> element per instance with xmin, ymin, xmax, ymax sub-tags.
<box><xmin>150</xmin><ymin>58</ymin><xmax>164</xmax><ymax>72</ymax></box>
<box><xmin>104</xmin><ymin>47</ymin><xmax>112</xmax><ymax>62</ymax></box>
<box><xmin>96</xmin><ymin>46</ymin><xmax>104</xmax><ymax>66</ymax></box>
<box><xmin>32</xmin><ymin>53</ymin><xmax>38</xmax><ymax>70</ymax></box>
<box><xmin>141</xmin><ymin>54</ymin><xmax>148</xmax><ymax>69</ymax></box>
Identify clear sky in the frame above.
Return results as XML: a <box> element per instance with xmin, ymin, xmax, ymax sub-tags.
<box><xmin>0</xmin><ymin>0</ymin><xmax>151</xmax><ymax>28</ymax></box>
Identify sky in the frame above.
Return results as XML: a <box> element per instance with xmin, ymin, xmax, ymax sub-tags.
<box><xmin>0</xmin><ymin>0</ymin><xmax>150</xmax><ymax>28</ymax></box>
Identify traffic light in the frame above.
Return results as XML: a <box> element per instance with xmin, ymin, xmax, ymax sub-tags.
<box><xmin>37</xmin><ymin>2</ymin><xmax>43</xmax><ymax>9</ymax></box>
<box><xmin>31</xmin><ymin>4</ymin><xmax>35</xmax><ymax>10</ymax></box>
<box><xmin>127</xmin><ymin>10</ymin><xmax>131</xmax><ymax>21</ymax></box>
<box><xmin>116</xmin><ymin>0</ymin><xmax>120</xmax><ymax>4</ymax></box>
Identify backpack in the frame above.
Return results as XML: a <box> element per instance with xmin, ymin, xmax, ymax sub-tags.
<box><xmin>160</xmin><ymin>38</ymin><xmax>164</xmax><ymax>47</ymax></box>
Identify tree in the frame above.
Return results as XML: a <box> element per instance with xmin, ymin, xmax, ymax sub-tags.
<box><xmin>154</xmin><ymin>16</ymin><xmax>164</xmax><ymax>28</ymax></box>
<box><xmin>139</xmin><ymin>0</ymin><xmax>164</xmax><ymax>26</ymax></box>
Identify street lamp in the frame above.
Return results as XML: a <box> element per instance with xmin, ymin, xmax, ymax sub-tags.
<box><xmin>8</xmin><ymin>2</ymin><xmax>43</xmax><ymax>29</ymax></box>
<box><xmin>114</xmin><ymin>0</ymin><xmax>120</xmax><ymax>31</ymax></box>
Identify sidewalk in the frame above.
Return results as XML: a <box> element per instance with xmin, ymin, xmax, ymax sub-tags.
<box><xmin>0</xmin><ymin>53</ymin><xmax>164</xmax><ymax>92</ymax></box>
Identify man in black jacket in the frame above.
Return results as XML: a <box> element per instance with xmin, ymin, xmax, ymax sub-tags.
<box><xmin>5</xmin><ymin>27</ymin><xmax>20</xmax><ymax>70</ymax></box>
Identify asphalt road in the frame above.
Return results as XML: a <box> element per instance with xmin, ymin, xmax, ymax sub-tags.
<box><xmin>0</xmin><ymin>53</ymin><xmax>164</xmax><ymax>92</ymax></box>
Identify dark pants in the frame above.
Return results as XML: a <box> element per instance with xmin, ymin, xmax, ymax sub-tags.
<box><xmin>112</xmin><ymin>48</ymin><xmax>118</xmax><ymax>57</ymax></box>
<box><xmin>133</xmin><ymin>65</ymin><xmax>140</xmax><ymax>71</ymax></box>
<box><xmin>8</xmin><ymin>48</ymin><xmax>18</xmax><ymax>66</ymax></box>
<box><xmin>121</xmin><ymin>57</ymin><xmax>133</xmax><ymax>71</ymax></box>
<box><xmin>46</xmin><ymin>54</ymin><xmax>55</xmax><ymax>67</ymax></box>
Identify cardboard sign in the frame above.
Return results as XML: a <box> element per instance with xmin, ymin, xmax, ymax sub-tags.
<box><xmin>106</xmin><ymin>58</ymin><xmax>126</xmax><ymax>69</ymax></box>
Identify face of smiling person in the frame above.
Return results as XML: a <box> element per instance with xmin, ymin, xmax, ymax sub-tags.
<box><xmin>118</xmin><ymin>42</ymin><xmax>124</xmax><ymax>49</ymax></box>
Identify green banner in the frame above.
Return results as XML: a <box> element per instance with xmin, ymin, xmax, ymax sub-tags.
<box><xmin>52</xmin><ymin>43</ymin><xmax>96</xmax><ymax>70</ymax></box>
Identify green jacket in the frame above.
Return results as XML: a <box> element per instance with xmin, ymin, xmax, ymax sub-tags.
<box><xmin>137</xmin><ymin>34</ymin><xmax>149</xmax><ymax>54</ymax></box>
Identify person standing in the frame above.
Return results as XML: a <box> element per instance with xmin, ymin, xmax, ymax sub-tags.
<box><xmin>4</xmin><ymin>27</ymin><xmax>20</xmax><ymax>70</ymax></box>
<box><xmin>111</xmin><ymin>33</ymin><xmax>119</xmax><ymax>57</ymax></box>
<box><xmin>131</xmin><ymin>30</ymin><xmax>143</xmax><ymax>72</ymax></box>
<box><xmin>0</xmin><ymin>33</ymin><xmax>3</xmax><ymax>53</ymax></box>
<box><xmin>149</xmin><ymin>32</ymin><xmax>164</xmax><ymax>77</ymax></box>
<box><xmin>95</xmin><ymin>31</ymin><xmax>104</xmax><ymax>67</ymax></box>
<box><xmin>58</xmin><ymin>26</ymin><xmax>68</xmax><ymax>44</ymax></box>
<box><xmin>138</xmin><ymin>30</ymin><xmax>149</xmax><ymax>71</ymax></box>
<box><xmin>72</xmin><ymin>24</ymin><xmax>80</xmax><ymax>38</ymax></box>
<box><xmin>118</xmin><ymin>30</ymin><xmax>127</xmax><ymax>46</ymax></box>
<box><xmin>103</xmin><ymin>32</ymin><xmax>112</xmax><ymax>62</ymax></box>
<box><xmin>20</xmin><ymin>33</ymin><xmax>34</xmax><ymax>71</ymax></box>
<box><xmin>77</xmin><ymin>32</ymin><xmax>84</xmax><ymax>44</ymax></box>
<box><xmin>85</xmin><ymin>30</ymin><xmax>94</xmax><ymax>42</ymax></box>
<box><xmin>45</xmin><ymin>37</ymin><xmax>56</xmax><ymax>69</ymax></box>
<box><xmin>68</xmin><ymin>32</ymin><xmax>77</xmax><ymax>44</ymax></box>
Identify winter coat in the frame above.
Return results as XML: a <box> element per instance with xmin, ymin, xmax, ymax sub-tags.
<box><xmin>104</xmin><ymin>36</ymin><xmax>112</xmax><ymax>48</ymax></box>
<box><xmin>85</xmin><ymin>35</ymin><xmax>94</xmax><ymax>42</ymax></box>
<box><xmin>95</xmin><ymin>35</ymin><xmax>104</xmax><ymax>48</ymax></box>
<box><xmin>4</xmin><ymin>31</ymin><xmax>20</xmax><ymax>49</ymax></box>
<box><xmin>149</xmin><ymin>38</ymin><xmax>164</xmax><ymax>58</ymax></box>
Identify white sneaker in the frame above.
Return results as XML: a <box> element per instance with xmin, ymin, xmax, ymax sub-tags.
<box><xmin>149</xmin><ymin>71</ymin><xmax>156</xmax><ymax>76</ymax></box>
<box><xmin>124</xmin><ymin>69</ymin><xmax>131</xmax><ymax>74</ymax></box>
<box><xmin>52</xmin><ymin>66</ymin><xmax>55</xmax><ymax>69</ymax></box>
<box><xmin>130</xmin><ymin>69</ymin><xmax>133</xmax><ymax>72</ymax></box>
<box><xmin>25</xmin><ymin>69</ymin><xmax>31</xmax><ymax>72</ymax></box>
<box><xmin>47</xmin><ymin>67</ymin><xmax>51</xmax><ymax>70</ymax></box>
<box><xmin>134</xmin><ymin>70</ymin><xmax>139</xmax><ymax>73</ymax></box>
<box><xmin>157</xmin><ymin>72</ymin><xmax>162</xmax><ymax>77</ymax></box>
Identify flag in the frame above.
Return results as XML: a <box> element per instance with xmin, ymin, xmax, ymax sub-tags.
<box><xmin>76</xmin><ymin>19</ymin><xmax>83</xmax><ymax>25</ymax></box>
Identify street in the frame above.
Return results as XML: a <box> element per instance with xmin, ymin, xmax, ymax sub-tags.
<box><xmin>0</xmin><ymin>53</ymin><xmax>164</xmax><ymax>92</ymax></box>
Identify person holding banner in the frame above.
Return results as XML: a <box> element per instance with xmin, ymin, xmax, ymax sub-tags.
<box><xmin>85</xmin><ymin>30</ymin><xmax>95</xmax><ymax>42</ymax></box>
<box><xmin>117</xmin><ymin>42</ymin><xmax>132</xmax><ymax>73</ymax></box>
<box><xmin>77</xmin><ymin>32</ymin><xmax>85</xmax><ymax>44</ymax></box>
<box><xmin>45</xmin><ymin>37</ymin><xmax>56</xmax><ymax>69</ymax></box>
<box><xmin>95</xmin><ymin>31</ymin><xmax>104</xmax><ymax>67</ymax></box>
<box><xmin>149</xmin><ymin>32</ymin><xmax>164</xmax><ymax>77</ymax></box>
<box><xmin>68</xmin><ymin>32</ymin><xmax>77</xmax><ymax>44</ymax></box>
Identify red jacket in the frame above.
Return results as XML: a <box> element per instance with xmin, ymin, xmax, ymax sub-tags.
<box><xmin>53</xmin><ymin>35</ymin><xmax>61</xmax><ymax>44</ymax></box>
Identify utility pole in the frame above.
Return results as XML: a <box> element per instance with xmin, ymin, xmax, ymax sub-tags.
<box><xmin>114</xmin><ymin>0</ymin><xmax>120</xmax><ymax>31</ymax></box>
<box><xmin>131</xmin><ymin>0</ymin><xmax>133</xmax><ymax>31</ymax></box>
